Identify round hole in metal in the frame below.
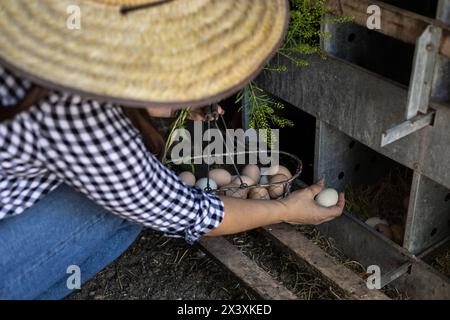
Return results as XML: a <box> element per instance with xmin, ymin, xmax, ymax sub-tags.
<box><xmin>348</xmin><ymin>33</ymin><xmax>356</xmax><ymax>42</ymax></box>
<box><xmin>430</xmin><ymin>228</ymin><xmax>437</xmax><ymax>237</ymax></box>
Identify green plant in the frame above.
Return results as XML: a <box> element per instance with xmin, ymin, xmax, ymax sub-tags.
<box><xmin>236</xmin><ymin>82</ymin><xmax>293</xmax><ymax>147</ymax></box>
<box><xmin>162</xmin><ymin>108</ymin><xmax>191</xmax><ymax>165</ymax></box>
<box><xmin>243</xmin><ymin>0</ymin><xmax>352</xmax><ymax>138</ymax></box>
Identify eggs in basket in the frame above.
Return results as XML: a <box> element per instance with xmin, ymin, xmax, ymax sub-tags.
<box><xmin>177</xmin><ymin>151</ymin><xmax>303</xmax><ymax>201</ymax></box>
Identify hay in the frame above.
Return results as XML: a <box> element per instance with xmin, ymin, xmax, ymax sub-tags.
<box><xmin>344</xmin><ymin>168</ymin><xmax>411</xmax><ymax>225</ymax></box>
<box><xmin>430</xmin><ymin>247</ymin><xmax>450</xmax><ymax>278</ymax></box>
<box><xmin>226</xmin><ymin>232</ymin><xmax>342</xmax><ymax>300</ymax></box>
<box><xmin>294</xmin><ymin>225</ymin><xmax>409</xmax><ymax>300</ymax></box>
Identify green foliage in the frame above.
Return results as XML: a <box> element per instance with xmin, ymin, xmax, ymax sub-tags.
<box><xmin>237</xmin><ymin>82</ymin><xmax>293</xmax><ymax>147</ymax></box>
<box><xmin>162</xmin><ymin>108</ymin><xmax>191</xmax><ymax>164</ymax></box>
<box><xmin>277</xmin><ymin>0</ymin><xmax>329</xmax><ymax>68</ymax></box>
<box><xmin>276</xmin><ymin>0</ymin><xmax>353</xmax><ymax>69</ymax></box>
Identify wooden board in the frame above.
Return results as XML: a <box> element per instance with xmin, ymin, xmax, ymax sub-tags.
<box><xmin>326</xmin><ymin>0</ymin><xmax>450</xmax><ymax>58</ymax></box>
<box><xmin>198</xmin><ymin>236</ymin><xmax>298</xmax><ymax>300</ymax></box>
<box><xmin>260</xmin><ymin>224</ymin><xmax>390</xmax><ymax>300</ymax></box>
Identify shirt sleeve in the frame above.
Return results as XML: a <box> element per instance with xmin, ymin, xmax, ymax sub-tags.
<box><xmin>34</xmin><ymin>92</ymin><xmax>224</xmax><ymax>244</ymax></box>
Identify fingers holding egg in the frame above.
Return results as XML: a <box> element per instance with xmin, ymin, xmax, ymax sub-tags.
<box><xmin>315</xmin><ymin>188</ymin><xmax>339</xmax><ymax>207</ymax></box>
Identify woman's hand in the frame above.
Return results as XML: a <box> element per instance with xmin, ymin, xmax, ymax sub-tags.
<box><xmin>146</xmin><ymin>105</ymin><xmax>224</xmax><ymax>120</ymax></box>
<box><xmin>278</xmin><ymin>179</ymin><xmax>345</xmax><ymax>225</ymax></box>
<box><xmin>205</xmin><ymin>179</ymin><xmax>345</xmax><ymax>238</ymax></box>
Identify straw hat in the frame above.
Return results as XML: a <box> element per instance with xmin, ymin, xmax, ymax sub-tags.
<box><xmin>0</xmin><ymin>0</ymin><xmax>289</xmax><ymax>108</ymax></box>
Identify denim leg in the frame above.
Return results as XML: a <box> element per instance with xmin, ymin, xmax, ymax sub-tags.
<box><xmin>0</xmin><ymin>184</ymin><xmax>143</xmax><ymax>300</ymax></box>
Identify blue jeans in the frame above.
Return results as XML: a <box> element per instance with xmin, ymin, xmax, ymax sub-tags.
<box><xmin>0</xmin><ymin>184</ymin><xmax>142</xmax><ymax>300</ymax></box>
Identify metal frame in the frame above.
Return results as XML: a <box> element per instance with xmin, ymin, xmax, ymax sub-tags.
<box><xmin>253</xmin><ymin>2</ymin><xmax>450</xmax><ymax>298</ymax></box>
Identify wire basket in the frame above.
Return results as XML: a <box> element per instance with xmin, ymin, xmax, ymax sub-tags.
<box><xmin>168</xmin><ymin>150</ymin><xmax>302</xmax><ymax>199</ymax></box>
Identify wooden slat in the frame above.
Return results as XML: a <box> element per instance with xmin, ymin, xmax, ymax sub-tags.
<box><xmin>198</xmin><ymin>236</ymin><xmax>298</xmax><ymax>300</ymax></box>
<box><xmin>260</xmin><ymin>224</ymin><xmax>390</xmax><ymax>300</ymax></box>
<box><xmin>326</xmin><ymin>0</ymin><xmax>450</xmax><ymax>58</ymax></box>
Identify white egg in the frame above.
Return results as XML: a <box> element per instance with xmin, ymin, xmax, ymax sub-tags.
<box><xmin>242</xmin><ymin>165</ymin><xmax>261</xmax><ymax>183</ymax></box>
<box><xmin>374</xmin><ymin>224</ymin><xmax>393</xmax><ymax>240</ymax></box>
<box><xmin>178</xmin><ymin>171</ymin><xmax>196</xmax><ymax>187</ymax></box>
<box><xmin>365</xmin><ymin>217</ymin><xmax>389</xmax><ymax>228</ymax></box>
<box><xmin>315</xmin><ymin>188</ymin><xmax>339</xmax><ymax>207</ymax></box>
<box><xmin>195</xmin><ymin>177</ymin><xmax>217</xmax><ymax>191</ymax></box>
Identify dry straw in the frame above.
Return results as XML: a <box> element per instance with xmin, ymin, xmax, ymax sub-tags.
<box><xmin>0</xmin><ymin>0</ymin><xmax>289</xmax><ymax>108</ymax></box>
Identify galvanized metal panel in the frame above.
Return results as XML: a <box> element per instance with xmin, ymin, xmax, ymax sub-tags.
<box><xmin>256</xmin><ymin>54</ymin><xmax>450</xmax><ymax>190</ymax></box>
<box><xmin>406</xmin><ymin>25</ymin><xmax>442</xmax><ymax>118</ymax></box>
<box><xmin>314</xmin><ymin>120</ymin><xmax>407</xmax><ymax>192</ymax></box>
<box><xmin>404</xmin><ymin>172</ymin><xmax>450</xmax><ymax>254</ymax></box>
<box><xmin>260</xmin><ymin>224</ymin><xmax>389</xmax><ymax>300</ymax></box>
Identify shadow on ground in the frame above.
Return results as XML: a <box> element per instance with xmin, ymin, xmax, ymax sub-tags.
<box><xmin>67</xmin><ymin>229</ymin><xmax>254</xmax><ymax>300</ymax></box>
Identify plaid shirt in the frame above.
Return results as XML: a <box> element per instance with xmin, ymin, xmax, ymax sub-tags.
<box><xmin>0</xmin><ymin>66</ymin><xmax>224</xmax><ymax>244</ymax></box>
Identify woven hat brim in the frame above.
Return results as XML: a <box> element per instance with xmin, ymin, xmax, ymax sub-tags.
<box><xmin>0</xmin><ymin>0</ymin><xmax>289</xmax><ymax>108</ymax></box>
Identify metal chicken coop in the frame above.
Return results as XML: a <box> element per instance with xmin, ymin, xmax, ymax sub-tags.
<box><xmin>249</xmin><ymin>0</ymin><xmax>450</xmax><ymax>299</ymax></box>
<box><xmin>200</xmin><ymin>0</ymin><xmax>449</xmax><ymax>300</ymax></box>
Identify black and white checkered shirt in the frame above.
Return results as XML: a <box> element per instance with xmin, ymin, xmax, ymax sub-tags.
<box><xmin>0</xmin><ymin>66</ymin><xmax>224</xmax><ymax>244</ymax></box>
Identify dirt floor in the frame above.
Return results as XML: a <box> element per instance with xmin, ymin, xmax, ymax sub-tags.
<box><xmin>68</xmin><ymin>228</ymin><xmax>255</xmax><ymax>300</ymax></box>
<box><xmin>67</xmin><ymin>226</ymin><xmax>407</xmax><ymax>300</ymax></box>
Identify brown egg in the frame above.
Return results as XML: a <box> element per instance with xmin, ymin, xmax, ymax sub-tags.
<box><xmin>275</xmin><ymin>166</ymin><xmax>292</xmax><ymax>179</ymax></box>
<box><xmin>231</xmin><ymin>175</ymin><xmax>256</xmax><ymax>188</ymax></box>
<box><xmin>264</xmin><ymin>165</ymin><xmax>292</xmax><ymax>178</ymax></box>
<box><xmin>208</xmin><ymin>169</ymin><xmax>232</xmax><ymax>187</ymax></box>
<box><xmin>178</xmin><ymin>171</ymin><xmax>196</xmax><ymax>187</ymax></box>
<box><xmin>375</xmin><ymin>224</ymin><xmax>393</xmax><ymax>240</ymax></box>
<box><xmin>264</xmin><ymin>165</ymin><xmax>292</xmax><ymax>179</ymax></box>
<box><xmin>268</xmin><ymin>174</ymin><xmax>288</xmax><ymax>199</ymax></box>
<box><xmin>390</xmin><ymin>224</ymin><xmax>404</xmax><ymax>245</ymax></box>
<box><xmin>248</xmin><ymin>187</ymin><xmax>270</xmax><ymax>200</ymax></box>
<box><xmin>224</xmin><ymin>184</ymin><xmax>248</xmax><ymax>199</ymax></box>
<box><xmin>242</xmin><ymin>165</ymin><xmax>261</xmax><ymax>184</ymax></box>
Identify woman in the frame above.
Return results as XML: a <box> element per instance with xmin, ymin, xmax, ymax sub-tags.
<box><xmin>0</xmin><ymin>0</ymin><xmax>344</xmax><ymax>299</ymax></box>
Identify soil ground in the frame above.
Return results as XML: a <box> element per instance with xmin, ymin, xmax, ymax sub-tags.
<box><xmin>68</xmin><ymin>229</ymin><xmax>254</xmax><ymax>300</ymax></box>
